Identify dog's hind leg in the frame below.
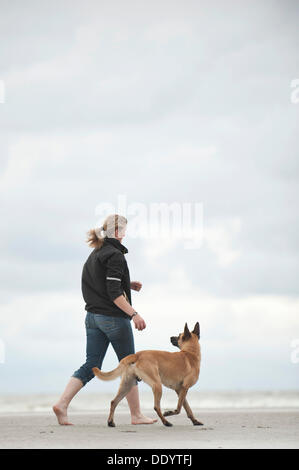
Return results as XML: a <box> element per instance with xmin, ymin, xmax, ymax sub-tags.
<box><xmin>134</xmin><ymin>363</ymin><xmax>172</xmax><ymax>427</ymax></box>
<box><xmin>107</xmin><ymin>374</ymin><xmax>136</xmax><ymax>427</ymax></box>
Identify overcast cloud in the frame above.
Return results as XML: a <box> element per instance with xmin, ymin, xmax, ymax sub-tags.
<box><xmin>0</xmin><ymin>0</ymin><xmax>298</xmax><ymax>393</ymax></box>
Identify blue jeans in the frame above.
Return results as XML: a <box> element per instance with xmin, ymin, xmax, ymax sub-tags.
<box><xmin>72</xmin><ymin>312</ymin><xmax>137</xmax><ymax>386</ymax></box>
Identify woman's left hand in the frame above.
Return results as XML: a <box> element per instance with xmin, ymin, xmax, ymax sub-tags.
<box><xmin>130</xmin><ymin>281</ymin><xmax>142</xmax><ymax>291</ymax></box>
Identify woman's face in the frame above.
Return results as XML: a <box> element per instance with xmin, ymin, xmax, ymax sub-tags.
<box><xmin>116</xmin><ymin>225</ymin><xmax>126</xmax><ymax>240</ymax></box>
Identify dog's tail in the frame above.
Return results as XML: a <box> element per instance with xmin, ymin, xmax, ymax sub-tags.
<box><xmin>92</xmin><ymin>353</ymin><xmax>137</xmax><ymax>381</ymax></box>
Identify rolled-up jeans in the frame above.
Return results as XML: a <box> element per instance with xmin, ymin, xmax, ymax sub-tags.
<box><xmin>72</xmin><ymin>311</ymin><xmax>138</xmax><ymax>386</ymax></box>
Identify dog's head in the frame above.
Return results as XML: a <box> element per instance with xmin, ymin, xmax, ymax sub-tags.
<box><xmin>170</xmin><ymin>322</ymin><xmax>200</xmax><ymax>349</ymax></box>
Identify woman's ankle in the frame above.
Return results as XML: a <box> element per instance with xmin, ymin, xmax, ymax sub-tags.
<box><xmin>54</xmin><ymin>400</ymin><xmax>68</xmax><ymax>409</ymax></box>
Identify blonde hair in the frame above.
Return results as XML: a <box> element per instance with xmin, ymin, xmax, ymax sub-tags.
<box><xmin>86</xmin><ymin>214</ymin><xmax>128</xmax><ymax>249</ymax></box>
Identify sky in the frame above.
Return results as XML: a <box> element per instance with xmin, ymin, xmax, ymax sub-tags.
<box><xmin>0</xmin><ymin>0</ymin><xmax>298</xmax><ymax>394</ymax></box>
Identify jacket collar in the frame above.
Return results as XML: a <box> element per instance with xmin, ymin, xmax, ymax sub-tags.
<box><xmin>103</xmin><ymin>236</ymin><xmax>128</xmax><ymax>254</ymax></box>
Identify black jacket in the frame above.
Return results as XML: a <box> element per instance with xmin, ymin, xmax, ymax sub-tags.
<box><xmin>81</xmin><ymin>237</ymin><xmax>132</xmax><ymax>319</ymax></box>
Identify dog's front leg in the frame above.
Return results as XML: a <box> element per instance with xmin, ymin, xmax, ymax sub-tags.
<box><xmin>167</xmin><ymin>389</ymin><xmax>203</xmax><ymax>426</ymax></box>
<box><xmin>180</xmin><ymin>397</ymin><xmax>203</xmax><ymax>425</ymax></box>
<box><xmin>152</xmin><ymin>382</ymin><xmax>173</xmax><ymax>427</ymax></box>
<box><xmin>163</xmin><ymin>385</ymin><xmax>188</xmax><ymax>417</ymax></box>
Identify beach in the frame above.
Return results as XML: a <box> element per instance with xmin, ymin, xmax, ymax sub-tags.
<box><xmin>0</xmin><ymin>391</ymin><xmax>298</xmax><ymax>449</ymax></box>
<box><xmin>0</xmin><ymin>408</ymin><xmax>298</xmax><ymax>449</ymax></box>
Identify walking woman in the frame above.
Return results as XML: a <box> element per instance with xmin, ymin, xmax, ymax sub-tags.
<box><xmin>53</xmin><ymin>214</ymin><xmax>156</xmax><ymax>425</ymax></box>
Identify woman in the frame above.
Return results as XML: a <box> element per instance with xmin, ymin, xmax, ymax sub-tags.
<box><xmin>53</xmin><ymin>214</ymin><xmax>156</xmax><ymax>425</ymax></box>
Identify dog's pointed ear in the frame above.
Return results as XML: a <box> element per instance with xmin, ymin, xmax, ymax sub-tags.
<box><xmin>183</xmin><ymin>323</ymin><xmax>191</xmax><ymax>340</ymax></box>
<box><xmin>192</xmin><ymin>322</ymin><xmax>200</xmax><ymax>339</ymax></box>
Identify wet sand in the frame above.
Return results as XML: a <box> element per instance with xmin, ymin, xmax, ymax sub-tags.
<box><xmin>0</xmin><ymin>409</ymin><xmax>298</xmax><ymax>449</ymax></box>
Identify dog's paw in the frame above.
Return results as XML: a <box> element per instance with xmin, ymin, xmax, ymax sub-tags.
<box><xmin>163</xmin><ymin>420</ymin><xmax>173</xmax><ymax>427</ymax></box>
<box><xmin>163</xmin><ymin>410</ymin><xmax>175</xmax><ymax>417</ymax></box>
<box><xmin>193</xmin><ymin>420</ymin><xmax>203</xmax><ymax>426</ymax></box>
<box><xmin>108</xmin><ymin>420</ymin><xmax>115</xmax><ymax>427</ymax></box>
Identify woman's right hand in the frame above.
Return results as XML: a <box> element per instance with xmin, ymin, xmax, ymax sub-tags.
<box><xmin>133</xmin><ymin>314</ymin><xmax>146</xmax><ymax>331</ymax></box>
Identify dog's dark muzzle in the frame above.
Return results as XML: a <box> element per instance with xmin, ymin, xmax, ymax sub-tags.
<box><xmin>170</xmin><ymin>336</ymin><xmax>179</xmax><ymax>348</ymax></box>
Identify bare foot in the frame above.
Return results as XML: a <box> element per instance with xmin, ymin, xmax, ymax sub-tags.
<box><xmin>131</xmin><ymin>414</ymin><xmax>158</xmax><ymax>425</ymax></box>
<box><xmin>52</xmin><ymin>404</ymin><xmax>73</xmax><ymax>425</ymax></box>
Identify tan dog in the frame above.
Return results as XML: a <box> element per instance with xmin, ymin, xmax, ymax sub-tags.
<box><xmin>92</xmin><ymin>322</ymin><xmax>203</xmax><ymax>427</ymax></box>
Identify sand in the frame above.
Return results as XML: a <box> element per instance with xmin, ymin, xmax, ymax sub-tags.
<box><xmin>0</xmin><ymin>409</ymin><xmax>298</xmax><ymax>449</ymax></box>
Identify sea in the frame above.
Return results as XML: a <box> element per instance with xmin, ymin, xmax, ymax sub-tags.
<box><xmin>0</xmin><ymin>390</ymin><xmax>298</xmax><ymax>414</ymax></box>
